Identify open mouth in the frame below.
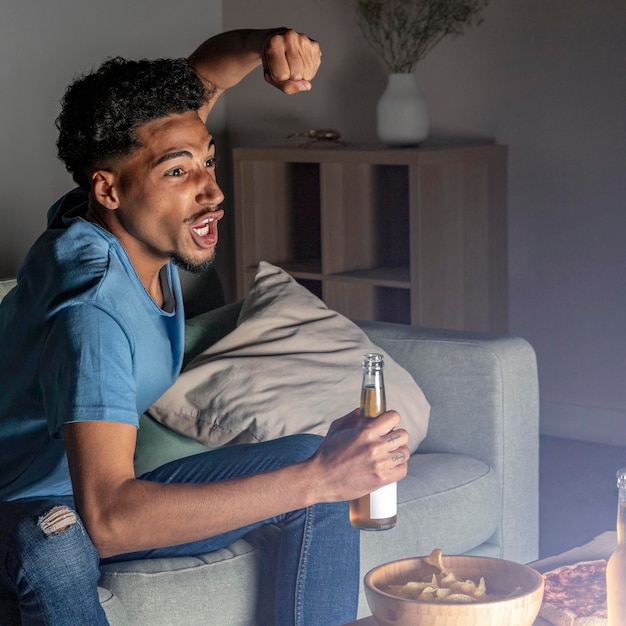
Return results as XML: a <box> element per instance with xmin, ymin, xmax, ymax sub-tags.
<box><xmin>192</xmin><ymin>217</ymin><xmax>215</xmax><ymax>237</ymax></box>
<box><xmin>190</xmin><ymin>211</ymin><xmax>223</xmax><ymax>249</ymax></box>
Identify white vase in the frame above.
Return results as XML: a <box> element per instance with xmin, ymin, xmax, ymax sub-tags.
<box><xmin>376</xmin><ymin>73</ymin><xmax>429</xmax><ymax>146</ymax></box>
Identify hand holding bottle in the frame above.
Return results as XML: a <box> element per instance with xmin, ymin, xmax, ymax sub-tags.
<box><xmin>307</xmin><ymin>406</ymin><xmax>410</xmax><ymax>506</ymax></box>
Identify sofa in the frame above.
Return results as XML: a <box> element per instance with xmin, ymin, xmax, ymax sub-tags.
<box><xmin>0</xmin><ymin>271</ymin><xmax>539</xmax><ymax>625</ymax></box>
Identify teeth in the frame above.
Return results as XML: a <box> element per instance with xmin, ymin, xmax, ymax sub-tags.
<box><xmin>194</xmin><ymin>224</ymin><xmax>210</xmax><ymax>236</ymax></box>
<box><xmin>193</xmin><ymin>216</ymin><xmax>215</xmax><ymax>237</ymax></box>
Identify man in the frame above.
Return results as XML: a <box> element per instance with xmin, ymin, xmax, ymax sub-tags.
<box><xmin>0</xmin><ymin>28</ymin><xmax>410</xmax><ymax>625</ymax></box>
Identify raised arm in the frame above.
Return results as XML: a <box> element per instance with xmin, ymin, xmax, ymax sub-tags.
<box><xmin>189</xmin><ymin>28</ymin><xmax>322</xmax><ymax>121</ymax></box>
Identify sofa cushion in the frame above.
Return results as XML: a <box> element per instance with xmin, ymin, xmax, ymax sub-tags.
<box><xmin>98</xmin><ymin>587</ymin><xmax>129</xmax><ymax>625</ymax></box>
<box><xmin>363</xmin><ymin>452</ymin><xmax>498</xmax><ymax>559</ymax></box>
<box><xmin>148</xmin><ymin>262</ymin><xmax>430</xmax><ymax>452</ymax></box>
<box><xmin>99</xmin><ymin>528</ymin><xmax>280</xmax><ymax>626</ymax></box>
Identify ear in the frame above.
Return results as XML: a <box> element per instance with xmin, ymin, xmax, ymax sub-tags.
<box><xmin>91</xmin><ymin>170</ymin><xmax>120</xmax><ymax>210</ymax></box>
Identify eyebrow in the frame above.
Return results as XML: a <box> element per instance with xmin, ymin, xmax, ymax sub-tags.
<box><xmin>156</xmin><ymin>150</ymin><xmax>192</xmax><ymax>165</ymax></box>
<box><xmin>155</xmin><ymin>139</ymin><xmax>216</xmax><ymax>166</ymax></box>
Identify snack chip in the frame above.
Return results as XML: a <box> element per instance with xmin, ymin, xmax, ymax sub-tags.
<box><xmin>387</xmin><ymin>549</ymin><xmax>521</xmax><ymax>604</ymax></box>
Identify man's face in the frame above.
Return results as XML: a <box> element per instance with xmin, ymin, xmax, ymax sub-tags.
<box><xmin>107</xmin><ymin>111</ymin><xmax>225</xmax><ymax>274</ymax></box>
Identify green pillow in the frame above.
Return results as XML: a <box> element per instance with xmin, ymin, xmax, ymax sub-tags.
<box><xmin>182</xmin><ymin>301</ymin><xmax>242</xmax><ymax>368</ymax></box>
<box><xmin>134</xmin><ymin>413</ymin><xmax>211</xmax><ymax>476</ymax></box>
<box><xmin>134</xmin><ymin>301</ymin><xmax>242</xmax><ymax>475</ymax></box>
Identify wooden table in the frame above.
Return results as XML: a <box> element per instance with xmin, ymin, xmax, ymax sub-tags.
<box><xmin>344</xmin><ymin>532</ymin><xmax>617</xmax><ymax>625</ymax></box>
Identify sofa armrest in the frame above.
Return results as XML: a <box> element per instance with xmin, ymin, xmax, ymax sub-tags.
<box><xmin>357</xmin><ymin>320</ymin><xmax>540</xmax><ymax>563</ymax></box>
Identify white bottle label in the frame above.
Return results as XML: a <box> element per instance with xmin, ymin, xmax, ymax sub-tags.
<box><xmin>369</xmin><ymin>482</ymin><xmax>397</xmax><ymax>519</ymax></box>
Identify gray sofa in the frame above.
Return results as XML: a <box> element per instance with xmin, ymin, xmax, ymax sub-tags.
<box><xmin>0</xmin><ymin>277</ymin><xmax>539</xmax><ymax>624</ymax></box>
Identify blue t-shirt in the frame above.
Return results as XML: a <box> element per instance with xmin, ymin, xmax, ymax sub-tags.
<box><xmin>0</xmin><ymin>189</ymin><xmax>185</xmax><ymax>500</ymax></box>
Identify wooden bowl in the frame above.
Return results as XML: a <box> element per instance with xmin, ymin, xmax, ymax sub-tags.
<box><xmin>364</xmin><ymin>554</ymin><xmax>544</xmax><ymax>626</ymax></box>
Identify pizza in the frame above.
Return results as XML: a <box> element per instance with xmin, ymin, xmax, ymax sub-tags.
<box><xmin>538</xmin><ymin>559</ymin><xmax>608</xmax><ymax>625</ymax></box>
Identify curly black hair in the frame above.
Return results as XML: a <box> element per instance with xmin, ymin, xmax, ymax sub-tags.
<box><xmin>56</xmin><ymin>56</ymin><xmax>213</xmax><ymax>189</ymax></box>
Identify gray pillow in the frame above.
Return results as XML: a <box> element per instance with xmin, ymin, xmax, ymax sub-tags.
<box><xmin>0</xmin><ymin>279</ymin><xmax>17</xmax><ymax>301</ymax></box>
<box><xmin>148</xmin><ymin>262</ymin><xmax>430</xmax><ymax>451</ymax></box>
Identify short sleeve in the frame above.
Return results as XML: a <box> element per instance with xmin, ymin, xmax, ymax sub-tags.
<box><xmin>40</xmin><ymin>304</ymin><xmax>140</xmax><ymax>437</ymax></box>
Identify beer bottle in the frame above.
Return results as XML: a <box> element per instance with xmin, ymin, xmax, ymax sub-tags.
<box><xmin>607</xmin><ymin>468</ymin><xmax>626</xmax><ymax>625</ymax></box>
<box><xmin>349</xmin><ymin>353</ymin><xmax>397</xmax><ymax>530</ymax></box>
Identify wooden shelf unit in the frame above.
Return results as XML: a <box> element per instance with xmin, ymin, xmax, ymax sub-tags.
<box><xmin>232</xmin><ymin>143</ymin><xmax>508</xmax><ymax>332</ymax></box>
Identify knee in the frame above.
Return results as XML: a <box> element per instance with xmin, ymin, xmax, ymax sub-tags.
<box><xmin>285</xmin><ymin>433</ymin><xmax>323</xmax><ymax>463</ymax></box>
<box><xmin>37</xmin><ymin>505</ymin><xmax>79</xmax><ymax>536</ymax></box>
<box><xmin>10</xmin><ymin>502</ymin><xmax>100</xmax><ymax>581</ymax></box>
<box><xmin>260</xmin><ymin>434</ymin><xmax>323</xmax><ymax>471</ymax></box>
<box><xmin>10</xmin><ymin>501</ymin><xmax>79</xmax><ymax>544</ymax></box>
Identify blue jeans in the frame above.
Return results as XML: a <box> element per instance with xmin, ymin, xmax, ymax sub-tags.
<box><xmin>0</xmin><ymin>434</ymin><xmax>360</xmax><ymax>626</ymax></box>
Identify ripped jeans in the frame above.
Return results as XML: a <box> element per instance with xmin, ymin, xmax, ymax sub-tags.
<box><xmin>0</xmin><ymin>434</ymin><xmax>360</xmax><ymax>626</ymax></box>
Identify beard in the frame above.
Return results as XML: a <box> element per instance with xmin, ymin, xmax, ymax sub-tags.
<box><xmin>171</xmin><ymin>250</ymin><xmax>216</xmax><ymax>274</ymax></box>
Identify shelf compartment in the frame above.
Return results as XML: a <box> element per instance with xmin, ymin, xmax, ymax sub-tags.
<box><xmin>295</xmin><ymin>278</ymin><xmax>322</xmax><ymax>300</ymax></box>
<box><xmin>324</xmin><ymin>266</ymin><xmax>410</xmax><ymax>289</ymax></box>
<box><xmin>323</xmin><ymin>280</ymin><xmax>410</xmax><ymax>324</ymax></box>
<box><xmin>320</xmin><ymin>163</ymin><xmax>410</xmax><ymax>276</ymax></box>
<box><xmin>274</xmin><ymin>259</ymin><xmax>322</xmax><ymax>279</ymax></box>
<box><xmin>234</xmin><ymin>160</ymin><xmax>322</xmax><ymax>291</ymax></box>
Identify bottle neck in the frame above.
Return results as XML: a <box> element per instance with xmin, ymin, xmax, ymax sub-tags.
<box><xmin>362</xmin><ymin>368</ymin><xmax>384</xmax><ymax>388</ymax></box>
<box><xmin>362</xmin><ymin>353</ymin><xmax>384</xmax><ymax>390</ymax></box>
<box><xmin>361</xmin><ymin>353</ymin><xmax>386</xmax><ymax>418</ymax></box>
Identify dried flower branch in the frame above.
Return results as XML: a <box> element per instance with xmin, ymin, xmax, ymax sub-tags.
<box><xmin>354</xmin><ymin>0</ymin><xmax>489</xmax><ymax>73</ymax></box>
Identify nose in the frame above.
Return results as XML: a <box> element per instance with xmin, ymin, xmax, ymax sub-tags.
<box><xmin>197</xmin><ymin>169</ymin><xmax>225</xmax><ymax>207</ymax></box>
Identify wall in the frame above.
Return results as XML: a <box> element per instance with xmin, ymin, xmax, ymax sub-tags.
<box><xmin>223</xmin><ymin>0</ymin><xmax>626</xmax><ymax>445</ymax></box>
<box><xmin>0</xmin><ymin>0</ymin><xmax>224</xmax><ymax>278</ymax></box>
